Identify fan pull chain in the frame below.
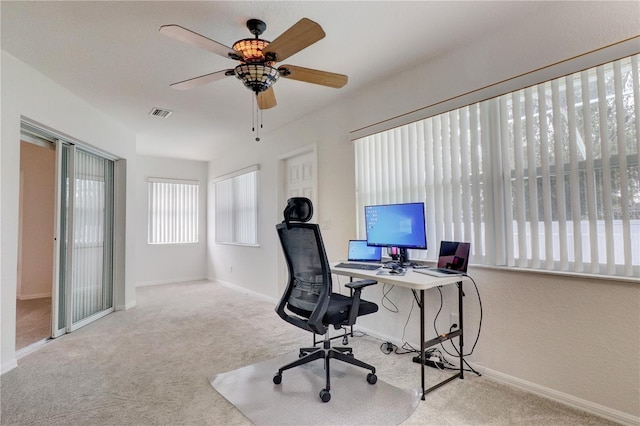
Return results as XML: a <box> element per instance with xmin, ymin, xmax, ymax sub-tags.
<box><xmin>251</xmin><ymin>95</ymin><xmax>261</xmax><ymax>142</ymax></box>
<box><xmin>251</xmin><ymin>97</ymin><xmax>262</xmax><ymax>142</ymax></box>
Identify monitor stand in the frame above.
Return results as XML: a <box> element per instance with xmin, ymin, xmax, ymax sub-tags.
<box><xmin>390</xmin><ymin>247</ymin><xmax>410</xmax><ymax>267</ymax></box>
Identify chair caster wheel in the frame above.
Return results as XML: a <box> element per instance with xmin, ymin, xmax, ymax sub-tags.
<box><xmin>319</xmin><ymin>389</ymin><xmax>331</xmax><ymax>402</ymax></box>
<box><xmin>273</xmin><ymin>373</ymin><xmax>282</xmax><ymax>385</ymax></box>
<box><xmin>367</xmin><ymin>373</ymin><xmax>377</xmax><ymax>384</ymax></box>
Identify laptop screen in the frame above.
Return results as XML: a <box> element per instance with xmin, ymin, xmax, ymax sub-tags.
<box><xmin>348</xmin><ymin>240</ymin><xmax>382</xmax><ymax>262</ymax></box>
<box><xmin>437</xmin><ymin>241</ymin><xmax>471</xmax><ymax>272</ymax></box>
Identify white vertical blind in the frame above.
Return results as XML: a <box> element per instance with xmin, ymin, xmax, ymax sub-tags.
<box><xmin>355</xmin><ymin>104</ymin><xmax>490</xmax><ymax>262</ymax></box>
<box><xmin>596</xmin><ymin>65</ymin><xmax>616</xmax><ymax>274</ymax></box>
<box><xmin>355</xmin><ymin>54</ymin><xmax>639</xmax><ymax>278</ymax></box>
<box><xmin>214</xmin><ymin>167</ymin><xmax>258</xmax><ymax>245</ymax></box>
<box><xmin>72</xmin><ymin>150</ymin><xmax>113</xmax><ymax>323</ymax></box>
<box><xmin>566</xmin><ymin>74</ymin><xmax>584</xmax><ymax>271</ymax></box>
<box><xmin>581</xmin><ymin>71</ymin><xmax>599</xmax><ymax>273</ymax></box>
<box><xmin>538</xmin><ymin>83</ymin><xmax>554</xmax><ymax>270</ymax></box>
<box><xmin>148</xmin><ymin>178</ymin><xmax>199</xmax><ymax>244</ymax></box>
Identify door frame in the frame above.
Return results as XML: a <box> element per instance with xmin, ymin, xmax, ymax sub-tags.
<box><xmin>21</xmin><ymin>120</ymin><xmax>117</xmax><ymax>338</ymax></box>
<box><xmin>277</xmin><ymin>144</ymin><xmax>318</xmax><ymax>295</ymax></box>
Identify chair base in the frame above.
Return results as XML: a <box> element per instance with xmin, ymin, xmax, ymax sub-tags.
<box><xmin>273</xmin><ymin>340</ymin><xmax>377</xmax><ymax>403</ymax></box>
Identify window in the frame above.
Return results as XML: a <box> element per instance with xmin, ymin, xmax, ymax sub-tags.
<box><xmin>148</xmin><ymin>178</ymin><xmax>199</xmax><ymax>244</ymax></box>
<box><xmin>214</xmin><ymin>165</ymin><xmax>259</xmax><ymax>246</ymax></box>
<box><xmin>355</xmin><ymin>54</ymin><xmax>639</xmax><ymax>278</ymax></box>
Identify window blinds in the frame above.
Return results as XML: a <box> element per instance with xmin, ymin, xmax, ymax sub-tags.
<box><xmin>148</xmin><ymin>178</ymin><xmax>199</xmax><ymax>244</ymax></box>
<box><xmin>214</xmin><ymin>166</ymin><xmax>258</xmax><ymax>245</ymax></box>
<box><xmin>355</xmin><ymin>54</ymin><xmax>639</xmax><ymax>277</ymax></box>
<box><xmin>72</xmin><ymin>149</ymin><xmax>114</xmax><ymax>322</ymax></box>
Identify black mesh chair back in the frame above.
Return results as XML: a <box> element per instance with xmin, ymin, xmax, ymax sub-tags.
<box><xmin>276</xmin><ymin>222</ymin><xmax>331</xmax><ymax>334</ymax></box>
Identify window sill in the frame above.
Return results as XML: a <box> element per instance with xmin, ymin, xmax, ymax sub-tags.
<box><xmin>468</xmin><ymin>263</ymin><xmax>640</xmax><ymax>285</ymax></box>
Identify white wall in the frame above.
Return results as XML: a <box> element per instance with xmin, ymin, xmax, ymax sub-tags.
<box><xmin>207</xmin><ymin>2</ymin><xmax>640</xmax><ymax>422</ymax></box>
<box><xmin>18</xmin><ymin>142</ymin><xmax>56</xmax><ymax>299</ymax></box>
<box><xmin>135</xmin><ymin>155</ymin><xmax>208</xmax><ymax>286</ymax></box>
<box><xmin>1</xmin><ymin>51</ymin><xmax>138</xmax><ymax>373</ymax></box>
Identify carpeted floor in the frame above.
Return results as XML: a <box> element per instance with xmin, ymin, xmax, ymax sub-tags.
<box><xmin>15</xmin><ymin>297</ymin><xmax>51</xmax><ymax>350</ymax></box>
<box><xmin>0</xmin><ymin>280</ymin><xmax>616</xmax><ymax>425</ymax></box>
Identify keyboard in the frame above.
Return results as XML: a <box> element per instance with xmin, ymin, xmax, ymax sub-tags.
<box><xmin>334</xmin><ymin>262</ymin><xmax>382</xmax><ymax>271</ymax></box>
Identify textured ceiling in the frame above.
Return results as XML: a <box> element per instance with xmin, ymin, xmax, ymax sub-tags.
<box><xmin>1</xmin><ymin>1</ymin><xmax>544</xmax><ymax>160</ymax></box>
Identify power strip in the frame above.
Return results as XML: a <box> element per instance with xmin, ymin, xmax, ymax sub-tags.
<box><xmin>412</xmin><ymin>355</ymin><xmax>444</xmax><ymax>369</ymax></box>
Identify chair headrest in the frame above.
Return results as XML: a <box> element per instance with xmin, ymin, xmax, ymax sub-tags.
<box><xmin>283</xmin><ymin>197</ymin><xmax>313</xmax><ymax>228</ymax></box>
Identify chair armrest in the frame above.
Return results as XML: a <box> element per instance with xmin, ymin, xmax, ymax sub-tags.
<box><xmin>345</xmin><ymin>279</ymin><xmax>377</xmax><ymax>290</ymax></box>
<box><xmin>344</xmin><ymin>279</ymin><xmax>377</xmax><ymax>326</ymax></box>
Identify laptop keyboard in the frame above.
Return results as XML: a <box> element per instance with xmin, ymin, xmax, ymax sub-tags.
<box><xmin>334</xmin><ymin>262</ymin><xmax>382</xmax><ymax>271</ymax></box>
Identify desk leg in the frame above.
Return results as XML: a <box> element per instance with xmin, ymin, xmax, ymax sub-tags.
<box><xmin>420</xmin><ymin>289</ymin><xmax>426</xmax><ymax>400</ymax></box>
<box><xmin>458</xmin><ymin>281</ymin><xmax>464</xmax><ymax>380</ymax></box>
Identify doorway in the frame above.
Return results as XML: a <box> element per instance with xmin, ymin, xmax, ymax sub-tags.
<box><xmin>16</xmin><ymin>140</ymin><xmax>56</xmax><ymax>350</ymax></box>
<box><xmin>17</xmin><ymin>122</ymin><xmax>116</xmax><ymax>351</ymax></box>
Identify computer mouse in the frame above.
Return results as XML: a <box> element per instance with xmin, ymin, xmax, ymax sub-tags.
<box><xmin>389</xmin><ymin>268</ymin><xmax>402</xmax><ymax>274</ymax></box>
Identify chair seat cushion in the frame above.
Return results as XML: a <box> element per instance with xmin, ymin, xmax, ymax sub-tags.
<box><xmin>288</xmin><ymin>293</ymin><xmax>378</xmax><ymax>326</ymax></box>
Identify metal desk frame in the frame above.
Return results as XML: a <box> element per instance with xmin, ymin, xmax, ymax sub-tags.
<box><xmin>331</xmin><ymin>263</ymin><xmax>467</xmax><ymax>400</ymax></box>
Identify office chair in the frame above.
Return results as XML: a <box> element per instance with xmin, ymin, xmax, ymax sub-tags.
<box><xmin>273</xmin><ymin>197</ymin><xmax>379</xmax><ymax>402</ymax></box>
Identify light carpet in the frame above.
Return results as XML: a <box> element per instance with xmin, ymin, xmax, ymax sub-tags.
<box><xmin>211</xmin><ymin>352</ymin><xmax>420</xmax><ymax>425</ymax></box>
<box><xmin>1</xmin><ymin>281</ymin><xmax>618</xmax><ymax>425</ymax></box>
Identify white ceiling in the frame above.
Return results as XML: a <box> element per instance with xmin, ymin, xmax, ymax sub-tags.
<box><xmin>2</xmin><ymin>1</ymin><xmax>544</xmax><ymax>160</ymax></box>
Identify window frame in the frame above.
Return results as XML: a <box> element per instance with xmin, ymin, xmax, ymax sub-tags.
<box><xmin>147</xmin><ymin>177</ymin><xmax>199</xmax><ymax>245</ymax></box>
<box><xmin>213</xmin><ymin>164</ymin><xmax>259</xmax><ymax>247</ymax></box>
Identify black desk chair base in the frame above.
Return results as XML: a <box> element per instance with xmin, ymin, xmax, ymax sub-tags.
<box><xmin>273</xmin><ymin>334</ymin><xmax>377</xmax><ymax>403</ymax></box>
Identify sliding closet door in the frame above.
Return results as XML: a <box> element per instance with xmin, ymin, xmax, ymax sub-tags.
<box><xmin>69</xmin><ymin>148</ymin><xmax>114</xmax><ymax>329</ymax></box>
<box><xmin>53</xmin><ymin>144</ymin><xmax>115</xmax><ymax>334</ymax></box>
<box><xmin>52</xmin><ymin>144</ymin><xmax>70</xmax><ymax>337</ymax></box>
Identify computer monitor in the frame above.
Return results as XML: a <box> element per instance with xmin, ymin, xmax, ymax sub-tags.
<box><xmin>364</xmin><ymin>202</ymin><xmax>427</xmax><ymax>266</ymax></box>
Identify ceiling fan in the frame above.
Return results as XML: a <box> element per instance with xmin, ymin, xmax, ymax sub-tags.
<box><xmin>159</xmin><ymin>18</ymin><xmax>348</xmax><ymax>110</ymax></box>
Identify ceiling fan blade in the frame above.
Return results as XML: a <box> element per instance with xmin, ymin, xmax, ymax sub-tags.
<box><xmin>159</xmin><ymin>25</ymin><xmax>241</xmax><ymax>60</ymax></box>
<box><xmin>170</xmin><ymin>69</ymin><xmax>233</xmax><ymax>90</ymax></box>
<box><xmin>263</xmin><ymin>18</ymin><xmax>325</xmax><ymax>62</ymax></box>
<box><xmin>257</xmin><ymin>87</ymin><xmax>277</xmax><ymax>110</ymax></box>
<box><xmin>279</xmin><ymin>65</ymin><xmax>348</xmax><ymax>88</ymax></box>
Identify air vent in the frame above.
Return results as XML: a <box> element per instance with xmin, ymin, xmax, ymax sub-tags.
<box><xmin>149</xmin><ymin>107</ymin><xmax>173</xmax><ymax>118</ymax></box>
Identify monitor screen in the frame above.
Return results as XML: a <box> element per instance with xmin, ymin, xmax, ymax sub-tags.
<box><xmin>364</xmin><ymin>202</ymin><xmax>427</xmax><ymax>250</ymax></box>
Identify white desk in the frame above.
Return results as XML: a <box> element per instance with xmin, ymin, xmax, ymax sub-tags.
<box><xmin>331</xmin><ymin>262</ymin><xmax>469</xmax><ymax>400</ymax></box>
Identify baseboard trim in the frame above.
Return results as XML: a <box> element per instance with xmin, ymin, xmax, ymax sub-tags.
<box><xmin>17</xmin><ymin>292</ymin><xmax>52</xmax><ymax>300</ymax></box>
<box><xmin>115</xmin><ymin>300</ymin><xmax>137</xmax><ymax>310</ymax></box>
<box><xmin>476</xmin><ymin>366</ymin><xmax>639</xmax><ymax>426</ymax></box>
<box><xmin>215</xmin><ymin>279</ymin><xmax>278</xmax><ymax>304</ymax></box>
<box><xmin>135</xmin><ymin>277</ymin><xmax>207</xmax><ymax>287</ymax></box>
<box><xmin>1</xmin><ymin>359</ymin><xmax>18</xmax><ymax>375</ymax></box>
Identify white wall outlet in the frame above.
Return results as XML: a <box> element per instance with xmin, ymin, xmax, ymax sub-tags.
<box><xmin>450</xmin><ymin>313</ymin><xmax>459</xmax><ymax>329</ymax></box>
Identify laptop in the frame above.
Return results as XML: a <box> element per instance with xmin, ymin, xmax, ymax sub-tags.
<box><xmin>334</xmin><ymin>240</ymin><xmax>382</xmax><ymax>270</ymax></box>
<box><xmin>347</xmin><ymin>240</ymin><xmax>382</xmax><ymax>262</ymax></box>
<box><xmin>414</xmin><ymin>241</ymin><xmax>471</xmax><ymax>277</ymax></box>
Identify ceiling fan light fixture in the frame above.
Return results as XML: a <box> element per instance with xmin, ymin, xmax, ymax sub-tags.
<box><xmin>232</xmin><ymin>38</ymin><xmax>270</xmax><ymax>62</ymax></box>
<box><xmin>234</xmin><ymin>63</ymin><xmax>279</xmax><ymax>93</ymax></box>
